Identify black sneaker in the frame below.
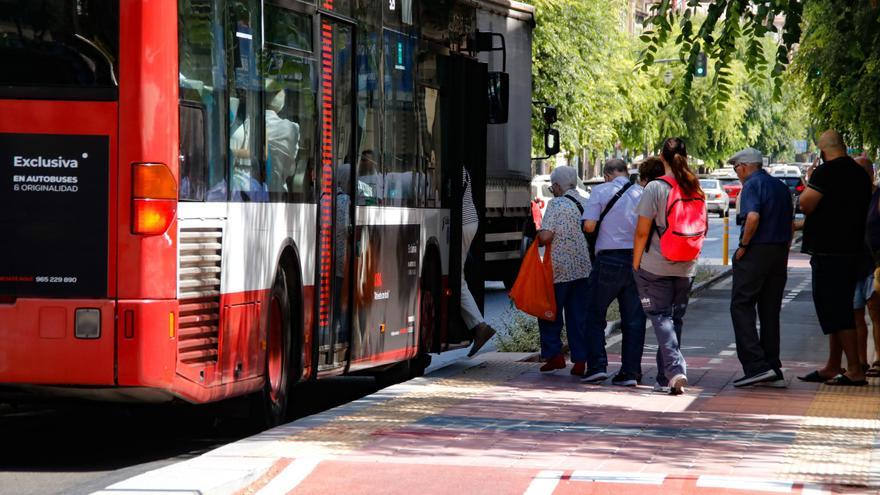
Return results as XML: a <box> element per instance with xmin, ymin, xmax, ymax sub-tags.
<box><xmin>611</xmin><ymin>371</ymin><xmax>639</xmax><ymax>387</ymax></box>
<box><xmin>756</xmin><ymin>369</ymin><xmax>787</xmax><ymax>388</ymax></box>
<box><xmin>732</xmin><ymin>369</ymin><xmax>777</xmax><ymax>388</ymax></box>
<box><xmin>581</xmin><ymin>369</ymin><xmax>608</xmax><ymax>383</ymax></box>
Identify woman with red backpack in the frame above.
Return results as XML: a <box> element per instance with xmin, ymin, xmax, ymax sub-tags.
<box><xmin>632</xmin><ymin>138</ymin><xmax>708</xmax><ymax>395</ymax></box>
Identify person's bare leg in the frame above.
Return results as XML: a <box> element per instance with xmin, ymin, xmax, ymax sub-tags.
<box><xmin>839</xmin><ymin>329</ymin><xmax>867</xmax><ymax>381</ymax></box>
<box><xmin>867</xmin><ymin>295</ymin><xmax>880</xmax><ymax>365</ymax></box>
<box><xmin>855</xmin><ymin>307</ymin><xmax>869</xmax><ymax>368</ymax></box>
<box><xmin>819</xmin><ymin>333</ymin><xmax>843</xmax><ymax>377</ymax></box>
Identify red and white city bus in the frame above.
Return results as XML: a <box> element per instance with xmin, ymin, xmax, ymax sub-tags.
<box><xmin>0</xmin><ymin>0</ymin><xmax>534</xmax><ymax>423</ymax></box>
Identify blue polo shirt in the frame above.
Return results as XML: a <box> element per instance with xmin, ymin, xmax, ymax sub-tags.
<box><xmin>737</xmin><ymin>169</ymin><xmax>793</xmax><ymax>245</ymax></box>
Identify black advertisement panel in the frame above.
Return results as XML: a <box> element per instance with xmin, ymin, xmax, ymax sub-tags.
<box><xmin>0</xmin><ymin>133</ymin><xmax>109</xmax><ymax>298</ymax></box>
<box><xmin>352</xmin><ymin>224</ymin><xmax>420</xmax><ymax>360</ymax></box>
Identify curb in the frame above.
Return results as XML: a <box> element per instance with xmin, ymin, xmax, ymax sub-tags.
<box><xmin>690</xmin><ymin>266</ymin><xmax>734</xmax><ymax>296</ymax></box>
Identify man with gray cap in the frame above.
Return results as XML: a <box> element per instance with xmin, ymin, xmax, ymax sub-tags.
<box><xmin>728</xmin><ymin>147</ymin><xmax>793</xmax><ymax>387</ymax></box>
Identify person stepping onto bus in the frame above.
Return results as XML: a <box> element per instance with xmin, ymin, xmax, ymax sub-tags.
<box><xmin>580</xmin><ymin>159</ymin><xmax>646</xmax><ymax>385</ymax></box>
<box><xmin>463</xmin><ymin>165</ymin><xmax>498</xmax><ymax>357</ymax></box>
<box><xmin>534</xmin><ymin>166</ymin><xmax>592</xmax><ymax>373</ymax></box>
<box><xmin>633</xmin><ymin>138</ymin><xmax>707</xmax><ymax>395</ymax></box>
<box><xmin>727</xmin><ymin>148</ymin><xmax>792</xmax><ymax>388</ymax></box>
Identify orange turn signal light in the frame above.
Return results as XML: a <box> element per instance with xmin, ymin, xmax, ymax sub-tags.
<box><xmin>133</xmin><ymin>163</ymin><xmax>177</xmax><ymax>199</ymax></box>
<box><xmin>132</xmin><ymin>163</ymin><xmax>177</xmax><ymax>235</ymax></box>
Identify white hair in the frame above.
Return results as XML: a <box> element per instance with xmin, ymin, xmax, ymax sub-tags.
<box><xmin>550</xmin><ymin>166</ymin><xmax>578</xmax><ymax>191</ymax></box>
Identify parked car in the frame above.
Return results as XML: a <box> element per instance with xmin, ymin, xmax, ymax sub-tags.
<box><xmin>771</xmin><ymin>167</ymin><xmax>805</xmax><ymax>213</ymax></box>
<box><xmin>530</xmin><ymin>174</ymin><xmax>589</xmax><ymax>217</ymax></box>
<box><xmin>718</xmin><ymin>178</ymin><xmax>742</xmax><ymax>209</ymax></box>
<box><xmin>699</xmin><ymin>179</ymin><xmax>730</xmax><ymax>217</ymax></box>
<box><xmin>710</xmin><ymin>168</ymin><xmax>741</xmax><ymax>208</ymax></box>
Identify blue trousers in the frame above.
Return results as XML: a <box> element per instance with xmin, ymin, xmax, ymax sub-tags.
<box><xmin>583</xmin><ymin>251</ymin><xmax>647</xmax><ymax>374</ymax></box>
<box><xmin>634</xmin><ymin>269</ymin><xmax>692</xmax><ymax>386</ymax></box>
<box><xmin>538</xmin><ymin>277</ymin><xmax>589</xmax><ymax>362</ymax></box>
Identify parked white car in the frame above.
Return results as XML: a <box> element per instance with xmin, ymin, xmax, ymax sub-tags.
<box><xmin>530</xmin><ymin>174</ymin><xmax>589</xmax><ymax>217</ymax></box>
<box><xmin>699</xmin><ymin>178</ymin><xmax>730</xmax><ymax>217</ymax></box>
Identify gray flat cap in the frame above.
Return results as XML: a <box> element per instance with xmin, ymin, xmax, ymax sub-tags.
<box><xmin>728</xmin><ymin>147</ymin><xmax>763</xmax><ymax>166</ymax></box>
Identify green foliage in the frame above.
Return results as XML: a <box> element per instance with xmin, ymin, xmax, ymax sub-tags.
<box><xmin>634</xmin><ymin>15</ymin><xmax>808</xmax><ymax>166</ymax></box>
<box><xmin>531</xmin><ymin>0</ymin><xmax>651</xmax><ymax>156</ymax></box>
<box><xmin>639</xmin><ymin>1</ymin><xmax>803</xmax><ymax>105</ymax></box>
<box><xmin>791</xmin><ymin>0</ymin><xmax>880</xmax><ymax>149</ymax></box>
<box><xmin>639</xmin><ymin>1</ymin><xmax>880</xmax><ymax>151</ymax></box>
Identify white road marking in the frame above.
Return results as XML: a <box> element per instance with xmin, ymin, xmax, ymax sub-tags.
<box><xmin>696</xmin><ymin>475</ymin><xmax>792</xmax><ymax>492</ymax></box>
<box><xmin>570</xmin><ymin>471</ymin><xmax>666</xmax><ymax>485</ymax></box>
<box><xmin>523</xmin><ymin>470</ymin><xmax>564</xmax><ymax>495</ymax></box>
<box><xmin>256</xmin><ymin>457</ymin><xmax>321</xmax><ymax>495</ymax></box>
<box><xmin>719</xmin><ymin>350</ymin><xmax>736</xmax><ymax>356</ymax></box>
<box><xmin>709</xmin><ymin>358</ymin><xmax>723</xmax><ymax>364</ymax></box>
<box><xmin>727</xmin><ymin>343</ymin><xmax>737</xmax><ymax>348</ymax></box>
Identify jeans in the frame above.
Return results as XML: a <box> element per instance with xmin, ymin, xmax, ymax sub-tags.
<box><xmin>583</xmin><ymin>251</ymin><xmax>647</xmax><ymax>374</ymax></box>
<box><xmin>539</xmin><ymin>277</ymin><xmax>589</xmax><ymax>362</ymax></box>
<box><xmin>634</xmin><ymin>268</ymin><xmax>692</xmax><ymax>386</ymax></box>
<box><xmin>730</xmin><ymin>243</ymin><xmax>788</xmax><ymax>376</ymax></box>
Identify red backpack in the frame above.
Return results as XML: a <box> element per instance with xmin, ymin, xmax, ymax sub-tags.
<box><xmin>652</xmin><ymin>175</ymin><xmax>707</xmax><ymax>262</ymax></box>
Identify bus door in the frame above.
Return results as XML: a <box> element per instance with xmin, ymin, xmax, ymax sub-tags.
<box><xmin>315</xmin><ymin>15</ymin><xmax>355</xmax><ymax>371</ymax></box>
<box><xmin>443</xmin><ymin>54</ymin><xmax>488</xmax><ymax>347</ymax></box>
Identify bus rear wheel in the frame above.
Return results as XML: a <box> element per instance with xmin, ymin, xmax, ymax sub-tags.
<box><xmin>255</xmin><ymin>269</ymin><xmax>292</xmax><ymax>427</ymax></box>
<box><xmin>411</xmin><ymin>263</ymin><xmax>441</xmax><ymax>378</ymax></box>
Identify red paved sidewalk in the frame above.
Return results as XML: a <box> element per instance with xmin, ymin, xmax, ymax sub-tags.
<box><xmin>98</xmin><ymin>265</ymin><xmax>880</xmax><ymax>495</ymax></box>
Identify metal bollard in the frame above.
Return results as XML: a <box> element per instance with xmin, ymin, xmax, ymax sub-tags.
<box><xmin>722</xmin><ymin>211</ymin><xmax>730</xmax><ymax>266</ymax></box>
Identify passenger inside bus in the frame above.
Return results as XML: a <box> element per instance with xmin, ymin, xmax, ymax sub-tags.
<box><xmin>230</xmin><ymin>96</ymin><xmax>269</xmax><ymax>202</ymax></box>
<box><xmin>265</xmin><ymin>88</ymin><xmax>301</xmax><ymax>193</ymax></box>
<box><xmin>358</xmin><ymin>150</ymin><xmax>383</xmax><ymax>205</ymax></box>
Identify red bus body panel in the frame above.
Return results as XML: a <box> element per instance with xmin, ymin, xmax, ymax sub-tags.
<box><xmin>116</xmin><ymin>0</ymin><xmax>179</xmax><ymax>300</ymax></box>
<box><xmin>0</xmin><ymin>300</ymin><xmax>116</xmax><ymax>385</ymax></box>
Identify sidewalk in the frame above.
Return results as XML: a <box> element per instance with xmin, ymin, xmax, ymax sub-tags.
<box><xmin>96</xmin><ymin>256</ymin><xmax>880</xmax><ymax>495</ymax></box>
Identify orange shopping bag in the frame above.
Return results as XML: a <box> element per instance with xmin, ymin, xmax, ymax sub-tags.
<box><xmin>508</xmin><ymin>242</ymin><xmax>557</xmax><ymax>321</ymax></box>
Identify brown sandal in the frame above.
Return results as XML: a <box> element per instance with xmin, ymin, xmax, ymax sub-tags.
<box><xmin>866</xmin><ymin>362</ymin><xmax>880</xmax><ymax>378</ymax></box>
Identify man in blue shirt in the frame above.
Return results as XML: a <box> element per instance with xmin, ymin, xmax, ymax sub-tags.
<box><xmin>580</xmin><ymin>159</ymin><xmax>646</xmax><ymax>385</ymax></box>
<box><xmin>728</xmin><ymin>148</ymin><xmax>793</xmax><ymax>388</ymax></box>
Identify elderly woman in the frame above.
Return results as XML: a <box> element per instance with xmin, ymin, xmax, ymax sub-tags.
<box><xmin>536</xmin><ymin>166</ymin><xmax>592</xmax><ymax>375</ymax></box>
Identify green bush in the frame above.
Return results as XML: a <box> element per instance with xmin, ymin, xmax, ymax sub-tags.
<box><xmin>495</xmin><ymin>302</ymin><xmax>619</xmax><ymax>353</ymax></box>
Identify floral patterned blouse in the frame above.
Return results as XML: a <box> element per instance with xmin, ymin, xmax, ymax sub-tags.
<box><xmin>541</xmin><ymin>190</ymin><xmax>592</xmax><ymax>283</ymax></box>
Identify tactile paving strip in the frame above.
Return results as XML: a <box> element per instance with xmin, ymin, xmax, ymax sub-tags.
<box><xmin>255</xmin><ymin>361</ymin><xmax>535</xmax><ymax>458</ymax></box>
<box><xmin>782</xmin><ymin>380</ymin><xmax>880</xmax><ymax>487</ymax></box>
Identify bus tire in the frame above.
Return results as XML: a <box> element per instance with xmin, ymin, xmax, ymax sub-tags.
<box><xmin>254</xmin><ymin>268</ymin><xmax>293</xmax><ymax>427</ymax></box>
<box><xmin>410</xmin><ymin>260</ymin><xmax>441</xmax><ymax>378</ymax></box>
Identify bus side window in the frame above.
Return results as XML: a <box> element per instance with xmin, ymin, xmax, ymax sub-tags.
<box><xmin>228</xmin><ymin>0</ymin><xmax>267</xmax><ymax>203</ymax></box>
<box><xmin>179</xmin><ymin>102</ymin><xmax>208</xmax><ymax>201</ymax></box>
<box><xmin>382</xmin><ymin>29</ymin><xmax>418</xmax><ymax>207</ymax></box>
<box><xmin>179</xmin><ymin>0</ymin><xmax>228</xmax><ymax>202</ymax></box>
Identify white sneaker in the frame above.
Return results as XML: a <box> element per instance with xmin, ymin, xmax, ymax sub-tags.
<box><xmin>669</xmin><ymin>374</ymin><xmax>688</xmax><ymax>395</ymax></box>
<box><xmin>652</xmin><ymin>382</ymin><xmax>670</xmax><ymax>394</ymax></box>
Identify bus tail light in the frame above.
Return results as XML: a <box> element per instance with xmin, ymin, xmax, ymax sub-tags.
<box><xmin>132</xmin><ymin>163</ymin><xmax>177</xmax><ymax>235</ymax></box>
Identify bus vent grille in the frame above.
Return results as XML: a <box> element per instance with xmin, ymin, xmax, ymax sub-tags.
<box><xmin>178</xmin><ymin>226</ymin><xmax>222</xmax><ymax>364</ymax></box>
<box><xmin>178</xmin><ymin>227</ymin><xmax>223</xmax><ymax>299</ymax></box>
<box><xmin>178</xmin><ymin>297</ymin><xmax>220</xmax><ymax>364</ymax></box>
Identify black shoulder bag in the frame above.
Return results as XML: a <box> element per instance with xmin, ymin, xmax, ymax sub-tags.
<box><xmin>566</xmin><ymin>182</ymin><xmax>633</xmax><ymax>261</ymax></box>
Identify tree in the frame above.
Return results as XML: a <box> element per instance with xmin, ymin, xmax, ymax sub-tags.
<box><xmin>531</xmin><ymin>0</ymin><xmax>653</xmax><ymax>158</ymax></box>
<box><xmin>630</xmin><ymin>17</ymin><xmax>807</xmax><ymax>167</ymax></box>
<box><xmin>791</xmin><ymin>0</ymin><xmax>880</xmax><ymax>150</ymax></box>
<box><xmin>640</xmin><ymin>0</ymin><xmax>880</xmax><ymax>150</ymax></box>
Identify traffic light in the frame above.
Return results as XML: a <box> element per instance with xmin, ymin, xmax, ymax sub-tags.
<box><xmin>542</xmin><ymin>106</ymin><xmax>557</xmax><ymax>126</ymax></box>
<box><xmin>694</xmin><ymin>52</ymin><xmax>707</xmax><ymax>77</ymax></box>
